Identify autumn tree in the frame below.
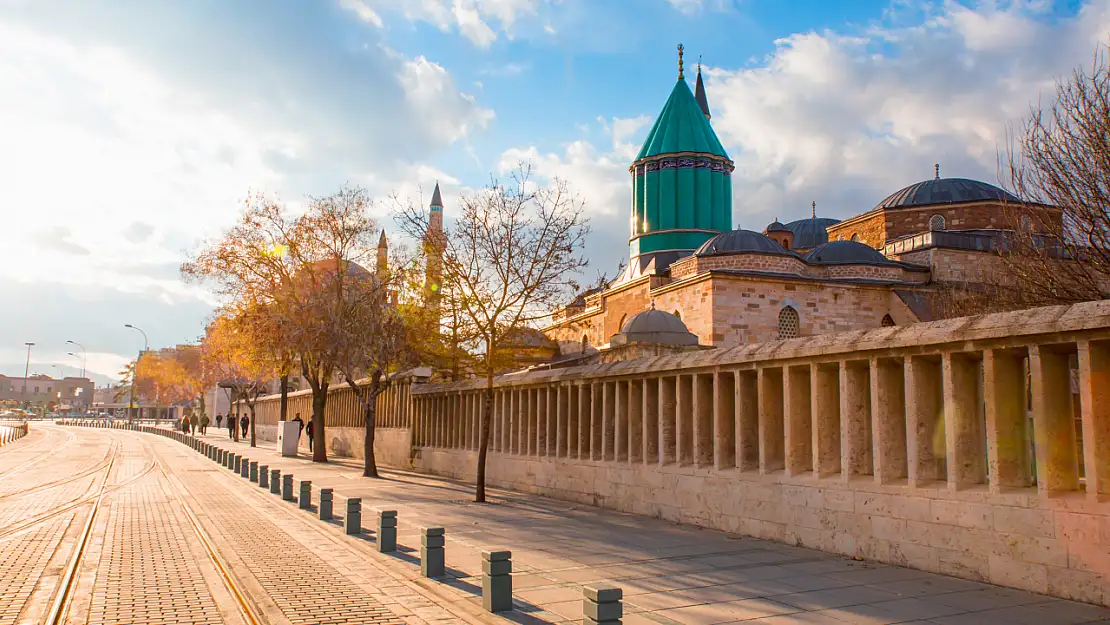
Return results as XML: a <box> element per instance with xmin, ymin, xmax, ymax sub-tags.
<box><xmin>282</xmin><ymin>185</ymin><xmax>383</xmax><ymax>463</ymax></box>
<box><xmin>991</xmin><ymin>41</ymin><xmax>1110</xmax><ymax>309</ymax></box>
<box><xmin>182</xmin><ymin>192</ymin><xmax>300</xmax><ymax>423</ymax></box>
<box><xmin>397</xmin><ymin>166</ymin><xmax>590</xmax><ymax>502</ymax></box>
<box><xmin>202</xmin><ymin>307</ymin><xmax>277</xmax><ymax>447</ymax></box>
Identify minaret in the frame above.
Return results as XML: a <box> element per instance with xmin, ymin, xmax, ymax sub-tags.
<box><xmin>376</xmin><ymin>229</ymin><xmax>389</xmax><ymax>277</ymax></box>
<box><xmin>694</xmin><ymin>58</ymin><xmax>711</xmax><ymax>120</ymax></box>
<box><xmin>425</xmin><ymin>183</ymin><xmax>445</xmax><ymax>309</ymax></box>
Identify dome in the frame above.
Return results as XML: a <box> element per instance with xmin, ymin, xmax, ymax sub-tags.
<box><xmin>784</xmin><ymin>217</ymin><xmax>841</xmax><ymax>249</ymax></box>
<box><xmin>614</xmin><ymin>308</ymin><xmax>699</xmax><ymax>346</ymax></box>
<box><xmin>695</xmin><ymin>229</ymin><xmax>788</xmax><ymax>257</ymax></box>
<box><xmin>766</xmin><ymin>219</ymin><xmax>790</xmax><ymax>233</ymax></box>
<box><xmin>804</xmin><ymin>240</ymin><xmax>892</xmax><ymax>265</ymax></box>
<box><xmin>876</xmin><ymin>178</ymin><xmax>1019</xmax><ymax>210</ymax></box>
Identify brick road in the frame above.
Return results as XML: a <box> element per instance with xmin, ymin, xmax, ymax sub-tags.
<box><xmin>0</xmin><ymin>424</ymin><xmax>486</xmax><ymax>625</ymax></box>
<box><xmin>3</xmin><ymin>422</ymin><xmax>1110</xmax><ymax>625</ymax></box>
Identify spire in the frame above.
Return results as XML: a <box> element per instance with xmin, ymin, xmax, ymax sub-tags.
<box><xmin>694</xmin><ymin>58</ymin><xmax>711</xmax><ymax>120</ymax></box>
<box><xmin>378</xmin><ymin>229</ymin><xmax>387</xmax><ymax>249</ymax></box>
<box><xmin>677</xmin><ymin>43</ymin><xmax>684</xmax><ymax>80</ymax></box>
<box><xmin>812</xmin><ymin>200</ymin><xmax>816</xmax><ymax>218</ymax></box>
<box><xmin>935</xmin><ymin>163</ymin><xmax>940</xmax><ymax>180</ymax></box>
<box><xmin>430</xmin><ymin>182</ymin><xmax>443</xmax><ymax>211</ymax></box>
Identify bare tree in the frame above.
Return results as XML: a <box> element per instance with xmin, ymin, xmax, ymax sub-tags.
<box><xmin>995</xmin><ymin>41</ymin><xmax>1110</xmax><ymax>307</ymax></box>
<box><xmin>397</xmin><ymin>165</ymin><xmax>590</xmax><ymax>502</ymax></box>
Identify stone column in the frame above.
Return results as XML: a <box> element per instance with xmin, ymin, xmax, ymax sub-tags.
<box><xmin>905</xmin><ymin>356</ymin><xmax>944</xmax><ymax>486</ymax></box>
<box><xmin>1078</xmin><ymin>340</ymin><xmax>1110</xmax><ymax>498</ymax></box>
<box><xmin>713</xmin><ymin>371</ymin><xmax>736</xmax><ymax>470</ymax></box>
<box><xmin>983</xmin><ymin>349</ymin><xmax>1030</xmax><ymax>492</ymax></box>
<box><xmin>758</xmin><ymin>367</ymin><xmax>785</xmax><ymax>474</ymax></box>
<box><xmin>737</xmin><ymin>371</ymin><xmax>760</xmax><ymax>471</ymax></box>
<box><xmin>614</xmin><ymin>381</ymin><xmax>627</xmax><ymax>462</ymax></box>
<box><xmin>568</xmin><ymin>385</ymin><xmax>580</xmax><ymax>459</ymax></box>
<box><xmin>602</xmin><ymin>381</ymin><xmax>616</xmax><ymax>461</ymax></box>
<box><xmin>659</xmin><ymin>377</ymin><xmax>676</xmax><ymax>465</ymax></box>
<box><xmin>784</xmin><ymin>365</ymin><xmax>812</xmax><ymax>476</ymax></box>
<box><xmin>547</xmin><ymin>386</ymin><xmax>557</xmax><ymax>457</ymax></box>
<box><xmin>591</xmin><ymin>382</ymin><xmax>604</xmax><ymax>461</ymax></box>
<box><xmin>871</xmin><ymin>357</ymin><xmax>907</xmax><ymax>484</ymax></box>
<box><xmin>677</xmin><ymin>375</ymin><xmax>693</xmax><ymax>466</ymax></box>
<box><xmin>537</xmin><ymin>387</ymin><xmax>548</xmax><ymax>457</ymax></box>
<box><xmin>577</xmin><ymin>383</ymin><xmax>591</xmax><ymax>460</ymax></box>
<box><xmin>943</xmin><ymin>352</ymin><xmax>986</xmax><ymax>490</ymax></box>
<box><xmin>1029</xmin><ymin>345</ymin><xmax>1079</xmax><ymax>492</ymax></box>
<box><xmin>839</xmin><ymin>360</ymin><xmax>872</xmax><ymax>480</ymax></box>
<box><xmin>811</xmin><ymin>363</ymin><xmax>841</xmax><ymax>478</ymax></box>
<box><xmin>629</xmin><ymin>379</ymin><xmax>643</xmax><ymax>464</ymax></box>
<box><xmin>694</xmin><ymin>374</ymin><xmax>714</xmax><ymax>468</ymax></box>
<box><xmin>556</xmin><ymin>385</ymin><xmax>566</xmax><ymax>458</ymax></box>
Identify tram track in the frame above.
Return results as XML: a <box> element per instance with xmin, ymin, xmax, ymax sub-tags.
<box><xmin>0</xmin><ymin>440</ymin><xmax>117</xmax><ymax>502</ymax></box>
<box><xmin>0</xmin><ymin>425</ymin><xmax>78</xmax><ymax>482</ymax></box>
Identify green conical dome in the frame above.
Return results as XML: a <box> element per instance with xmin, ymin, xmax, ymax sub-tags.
<box><xmin>636</xmin><ymin>79</ymin><xmax>727</xmax><ymax>160</ymax></box>
<box><xmin>628</xmin><ymin>73</ymin><xmax>734</xmax><ymax>270</ymax></box>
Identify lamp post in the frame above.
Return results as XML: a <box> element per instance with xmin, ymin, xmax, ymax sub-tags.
<box><xmin>124</xmin><ymin>324</ymin><xmax>148</xmax><ymax>425</ymax></box>
<box><xmin>65</xmin><ymin>340</ymin><xmax>86</xmax><ymax>378</ymax></box>
<box><xmin>67</xmin><ymin>352</ymin><xmax>85</xmax><ymax>415</ymax></box>
<box><xmin>21</xmin><ymin>342</ymin><xmax>33</xmax><ymax>412</ymax></box>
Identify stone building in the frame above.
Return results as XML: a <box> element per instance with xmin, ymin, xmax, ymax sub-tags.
<box><xmin>543</xmin><ymin>49</ymin><xmax>1058</xmax><ymax>359</ymax></box>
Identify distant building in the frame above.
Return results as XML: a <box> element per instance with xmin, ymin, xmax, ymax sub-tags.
<box><xmin>0</xmin><ymin>373</ymin><xmax>93</xmax><ymax>412</ymax></box>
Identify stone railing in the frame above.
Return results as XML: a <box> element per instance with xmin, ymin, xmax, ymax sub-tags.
<box><xmin>406</xmin><ymin>300</ymin><xmax>1110</xmax><ymax>606</ymax></box>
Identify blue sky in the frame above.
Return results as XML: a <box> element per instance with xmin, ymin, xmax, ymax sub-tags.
<box><xmin>1</xmin><ymin>0</ymin><xmax>1107</xmax><ymax>381</ymax></box>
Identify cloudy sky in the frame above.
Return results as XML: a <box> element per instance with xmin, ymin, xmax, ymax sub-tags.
<box><xmin>1</xmin><ymin>0</ymin><xmax>1107</xmax><ymax>383</ymax></box>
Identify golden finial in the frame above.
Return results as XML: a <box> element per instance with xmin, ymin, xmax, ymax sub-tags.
<box><xmin>677</xmin><ymin>43</ymin><xmax>684</xmax><ymax>79</ymax></box>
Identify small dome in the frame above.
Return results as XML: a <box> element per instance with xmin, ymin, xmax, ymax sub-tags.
<box><xmin>784</xmin><ymin>217</ymin><xmax>840</xmax><ymax>249</ymax></box>
<box><xmin>876</xmin><ymin>178</ymin><xmax>1019</xmax><ymax>210</ymax></box>
<box><xmin>695</xmin><ymin>229</ymin><xmax>787</xmax><ymax>256</ymax></box>
<box><xmin>615</xmin><ymin>308</ymin><xmax>699</xmax><ymax>346</ymax></box>
<box><xmin>766</xmin><ymin>219</ymin><xmax>790</xmax><ymax>233</ymax></box>
<box><xmin>804</xmin><ymin>240</ymin><xmax>891</xmax><ymax>265</ymax></box>
<box><xmin>502</xmin><ymin>327</ymin><xmax>557</xmax><ymax>349</ymax></box>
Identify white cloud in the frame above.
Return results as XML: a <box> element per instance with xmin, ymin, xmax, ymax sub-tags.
<box><xmin>665</xmin><ymin>0</ymin><xmax>704</xmax><ymax>15</ymax></box>
<box><xmin>400</xmin><ymin>56</ymin><xmax>495</xmax><ymax>144</ymax></box>
<box><xmin>354</xmin><ymin>0</ymin><xmax>542</xmax><ymax>46</ymax></box>
<box><xmin>339</xmin><ymin>0</ymin><xmax>384</xmax><ymax>27</ymax></box>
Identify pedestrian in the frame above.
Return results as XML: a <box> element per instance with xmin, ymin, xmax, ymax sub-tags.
<box><xmin>199</xmin><ymin>414</ymin><xmax>210</xmax><ymax>435</ymax></box>
<box><xmin>228</xmin><ymin>413</ymin><xmax>236</xmax><ymax>438</ymax></box>
<box><xmin>240</xmin><ymin>413</ymin><xmax>249</xmax><ymax>438</ymax></box>
<box><xmin>216</xmin><ymin>414</ymin><xmax>223</xmax><ymax>430</ymax></box>
<box><xmin>305</xmin><ymin>418</ymin><xmax>314</xmax><ymax>453</ymax></box>
<box><xmin>181</xmin><ymin>414</ymin><xmax>191</xmax><ymax>434</ymax></box>
<box><xmin>190</xmin><ymin>414</ymin><xmax>197</xmax><ymax>435</ymax></box>
<box><xmin>292</xmin><ymin>414</ymin><xmax>304</xmax><ymax>440</ymax></box>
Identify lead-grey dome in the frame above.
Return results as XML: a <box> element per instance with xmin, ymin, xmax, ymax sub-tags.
<box><xmin>613</xmin><ymin>308</ymin><xmax>699</xmax><ymax>346</ymax></box>
<box><xmin>695</xmin><ymin>229</ymin><xmax>787</xmax><ymax>256</ymax></box>
<box><xmin>876</xmin><ymin>178</ymin><xmax>1019</xmax><ymax>210</ymax></box>
<box><xmin>784</xmin><ymin>217</ymin><xmax>840</xmax><ymax>249</ymax></box>
<box><xmin>804</xmin><ymin>240</ymin><xmax>892</xmax><ymax>265</ymax></box>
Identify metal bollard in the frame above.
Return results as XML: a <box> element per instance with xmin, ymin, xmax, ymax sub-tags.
<box><xmin>249</xmin><ymin>461</ymin><xmax>259</xmax><ymax>482</ymax></box>
<box><xmin>282</xmin><ymin>474</ymin><xmax>294</xmax><ymax>501</ymax></box>
<box><xmin>482</xmin><ymin>550</ymin><xmax>513</xmax><ymax>613</ymax></box>
<box><xmin>345</xmin><ymin>498</ymin><xmax>361</xmax><ymax>535</ymax></box>
<box><xmin>240</xmin><ymin>458</ymin><xmax>250</xmax><ymax>478</ymax></box>
<box><xmin>258</xmin><ymin>465</ymin><xmax>269</xmax><ymax>488</ymax></box>
<box><xmin>421</xmin><ymin>527</ymin><xmax>445</xmax><ymax>578</ymax></box>
<box><xmin>270</xmin><ymin>469</ymin><xmax>281</xmax><ymax>495</ymax></box>
<box><xmin>319</xmin><ymin>489</ymin><xmax>333</xmax><ymax>521</ymax></box>
<box><xmin>377</xmin><ymin>510</ymin><xmax>397</xmax><ymax>553</ymax></box>
<box><xmin>299</xmin><ymin>481</ymin><xmax>312</xmax><ymax>510</ymax></box>
<box><xmin>583</xmin><ymin>584</ymin><xmax>622</xmax><ymax>625</ymax></box>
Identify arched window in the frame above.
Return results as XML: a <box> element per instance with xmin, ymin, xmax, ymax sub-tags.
<box><xmin>881</xmin><ymin>314</ymin><xmax>895</xmax><ymax>327</ymax></box>
<box><xmin>778</xmin><ymin>306</ymin><xmax>799</xmax><ymax>339</ymax></box>
<box><xmin>581</xmin><ymin>334</ymin><xmax>589</xmax><ymax>352</ymax></box>
<box><xmin>929</xmin><ymin>214</ymin><xmax>946</xmax><ymax>231</ymax></box>
<box><xmin>851</xmin><ymin>233</ymin><xmax>861</xmax><ymax>242</ymax></box>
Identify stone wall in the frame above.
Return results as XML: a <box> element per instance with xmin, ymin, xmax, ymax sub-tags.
<box><xmin>408</xmin><ymin>300</ymin><xmax>1110</xmax><ymax>606</ymax></box>
<box><xmin>827</xmin><ymin>201</ymin><xmax>1063</xmax><ymax>248</ymax></box>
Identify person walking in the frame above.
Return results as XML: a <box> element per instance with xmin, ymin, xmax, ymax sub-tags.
<box><xmin>305</xmin><ymin>419</ymin><xmax>314</xmax><ymax>453</ymax></box>
<box><xmin>215</xmin><ymin>414</ymin><xmax>223</xmax><ymax>431</ymax></box>
<box><xmin>199</xmin><ymin>414</ymin><xmax>210</xmax><ymax>435</ymax></box>
<box><xmin>292</xmin><ymin>414</ymin><xmax>304</xmax><ymax>442</ymax></box>
<box><xmin>240</xmin><ymin>413</ymin><xmax>249</xmax><ymax>438</ymax></box>
<box><xmin>228</xmin><ymin>413</ymin><xmax>236</xmax><ymax>439</ymax></box>
<box><xmin>181</xmin><ymin>414</ymin><xmax>191</xmax><ymax>434</ymax></box>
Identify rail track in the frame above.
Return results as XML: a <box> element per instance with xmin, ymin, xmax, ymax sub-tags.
<box><xmin>0</xmin><ymin>425</ymin><xmax>78</xmax><ymax>482</ymax></box>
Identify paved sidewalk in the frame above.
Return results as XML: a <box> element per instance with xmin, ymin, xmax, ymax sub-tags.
<box><xmin>200</xmin><ymin>432</ymin><xmax>1110</xmax><ymax>625</ymax></box>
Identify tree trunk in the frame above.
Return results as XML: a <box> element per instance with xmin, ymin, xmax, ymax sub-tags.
<box><xmin>312</xmin><ymin>384</ymin><xmax>328</xmax><ymax>463</ymax></box>
<box><xmin>363</xmin><ymin>393</ymin><xmax>379</xmax><ymax>478</ymax></box>
<box><xmin>248</xmin><ymin>400</ymin><xmax>256</xmax><ymax>448</ymax></box>
<box><xmin>475</xmin><ymin>371</ymin><xmax>494</xmax><ymax>503</ymax></box>
<box><xmin>279</xmin><ymin>374</ymin><xmax>289</xmax><ymax>422</ymax></box>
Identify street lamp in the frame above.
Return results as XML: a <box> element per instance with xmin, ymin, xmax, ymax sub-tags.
<box><xmin>124</xmin><ymin>324</ymin><xmax>148</xmax><ymax>425</ymax></box>
<box><xmin>21</xmin><ymin>342</ymin><xmax>33</xmax><ymax>412</ymax></box>
<box><xmin>65</xmin><ymin>340</ymin><xmax>87</xmax><ymax>378</ymax></box>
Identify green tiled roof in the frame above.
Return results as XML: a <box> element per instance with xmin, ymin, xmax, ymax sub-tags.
<box><xmin>635</xmin><ymin>79</ymin><xmax>729</xmax><ymax>160</ymax></box>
